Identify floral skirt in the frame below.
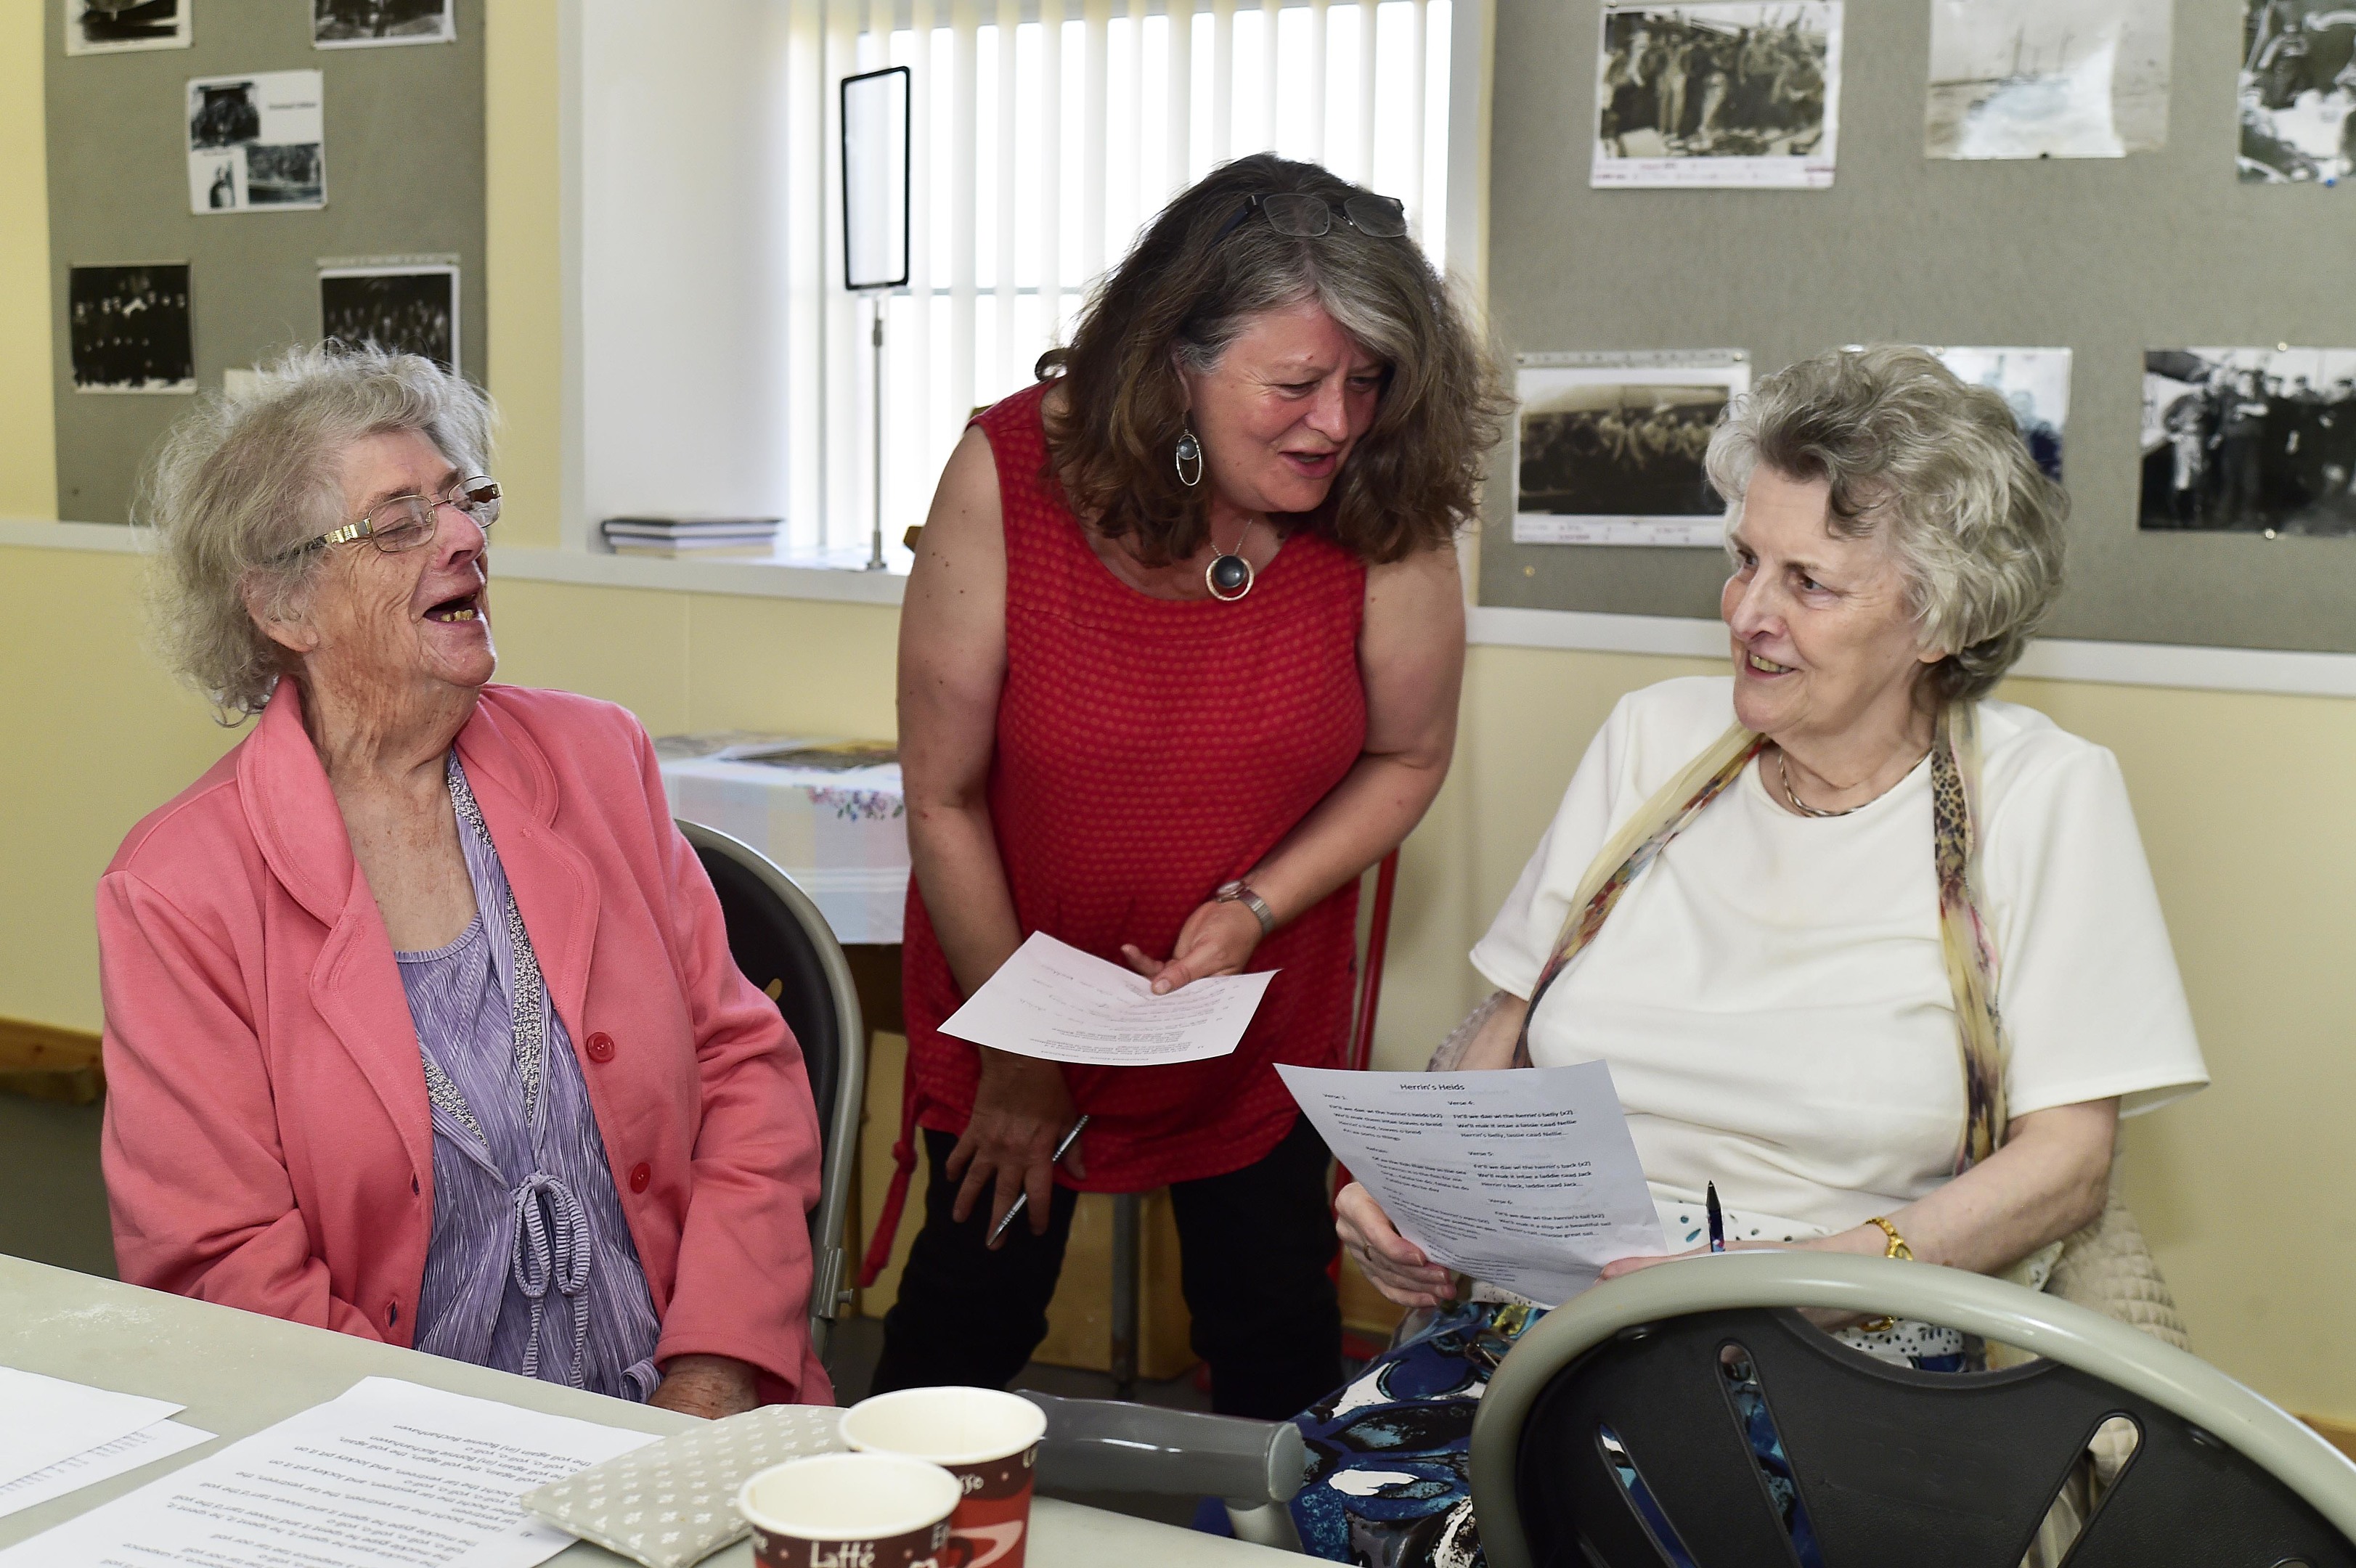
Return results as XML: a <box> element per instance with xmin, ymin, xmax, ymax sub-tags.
<box><xmin>1287</xmin><ymin>1299</ymin><xmax>1971</xmax><ymax>1567</ymax></box>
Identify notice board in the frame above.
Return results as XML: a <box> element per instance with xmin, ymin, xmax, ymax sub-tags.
<box><xmin>45</xmin><ymin>0</ymin><xmax>485</xmax><ymax>527</ymax></box>
<box><xmin>1479</xmin><ymin>0</ymin><xmax>2356</xmax><ymax>652</ymax></box>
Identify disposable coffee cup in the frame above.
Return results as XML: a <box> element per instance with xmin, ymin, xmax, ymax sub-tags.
<box><xmin>841</xmin><ymin>1387</ymin><xmax>1050</xmax><ymax>1568</ymax></box>
<box><xmin>736</xmin><ymin>1452</ymin><xmax>962</xmax><ymax>1568</ymax></box>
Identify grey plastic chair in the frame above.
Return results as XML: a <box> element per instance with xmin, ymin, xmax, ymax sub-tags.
<box><xmin>1016</xmin><ymin>1389</ymin><xmax>1310</xmax><ymax>1551</ymax></box>
<box><xmin>1470</xmin><ymin>1250</ymin><xmax>2356</xmax><ymax>1568</ymax></box>
<box><xmin>675</xmin><ymin>820</ymin><xmax>865</xmax><ymax>1362</ymax></box>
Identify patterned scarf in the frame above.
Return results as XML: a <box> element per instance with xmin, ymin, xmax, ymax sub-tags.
<box><xmin>1512</xmin><ymin>704</ymin><xmax>2008</xmax><ymax>1172</ymax></box>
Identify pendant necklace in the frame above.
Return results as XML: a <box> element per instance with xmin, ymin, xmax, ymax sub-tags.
<box><xmin>1206</xmin><ymin>517</ymin><xmax>1256</xmax><ymax>603</ymax></box>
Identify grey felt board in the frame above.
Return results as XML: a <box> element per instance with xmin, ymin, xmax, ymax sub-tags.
<box><xmin>1480</xmin><ymin>0</ymin><xmax>2356</xmax><ymax>653</ymax></box>
<box><xmin>46</xmin><ymin>0</ymin><xmax>484</xmax><ymax>528</ymax></box>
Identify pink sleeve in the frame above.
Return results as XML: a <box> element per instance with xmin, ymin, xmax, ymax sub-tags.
<box><xmin>97</xmin><ymin>870</ymin><xmax>383</xmax><ymax>1342</ymax></box>
<box><xmin>630</xmin><ymin>727</ymin><xmax>835</xmax><ymax>1405</ymax></box>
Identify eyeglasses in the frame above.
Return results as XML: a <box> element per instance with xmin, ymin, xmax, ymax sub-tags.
<box><xmin>1212</xmin><ymin>191</ymin><xmax>1410</xmax><ymax>245</ymax></box>
<box><xmin>280</xmin><ymin>475</ymin><xmax>502</xmax><ymax>560</ymax></box>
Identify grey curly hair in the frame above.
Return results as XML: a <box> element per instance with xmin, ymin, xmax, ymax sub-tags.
<box><xmin>1705</xmin><ymin>344</ymin><xmax>2067</xmax><ymax>703</ymax></box>
<box><xmin>142</xmin><ymin>343</ymin><xmax>494</xmax><ymax>720</ymax></box>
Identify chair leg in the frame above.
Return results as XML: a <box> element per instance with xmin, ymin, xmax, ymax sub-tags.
<box><xmin>1224</xmin><ymin>1500</ymin><xmax>1304</xmax><ymax>1552</ymax></box>
<box><xmin>1112</xmin><ymin>1192</ymin><xmax>1141</xmax><ymax>1400</ymax></box>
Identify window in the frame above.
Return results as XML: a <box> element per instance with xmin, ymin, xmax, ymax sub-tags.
<box><xmin>779</xmin><ymin>0</ymin><xmax>1464</xmax><ymax>565</ymax></box>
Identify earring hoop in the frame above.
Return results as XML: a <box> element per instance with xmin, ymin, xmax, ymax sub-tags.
<box><xmin>1174</xmin><ymin>427</ymin><xmax>1205</xmax><ymax>489</ymax></box>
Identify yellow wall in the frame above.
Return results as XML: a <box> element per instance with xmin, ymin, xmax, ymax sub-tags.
<box><xmin>4</xmin><ymin>3</ymin><xmax>2352</xmax><ymax>1422</ymax></box>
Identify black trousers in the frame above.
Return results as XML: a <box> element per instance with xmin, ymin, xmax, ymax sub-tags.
<box><xmin>869</xmin><ymin>1115</ymin><xmax>1343</xmax><ymax>1421</ymax></box>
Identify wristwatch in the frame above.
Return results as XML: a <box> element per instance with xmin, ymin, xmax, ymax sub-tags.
<box><xmin>1213</xmin><ymin>879</ymin><xmax>1277</xmax><ymax>936</ymax></box>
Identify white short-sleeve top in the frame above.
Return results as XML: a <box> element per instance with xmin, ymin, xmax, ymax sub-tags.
<box><xmin>1470</xmin><ymin>676</ymin><xmax>2208</xmax><ymax>1244</ymax></box>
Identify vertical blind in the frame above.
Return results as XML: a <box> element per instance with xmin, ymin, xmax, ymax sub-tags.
<box><xmin>780</xmin><ymin>0</ymin><xmax>1456</xmax><ymax>561</ymax></box>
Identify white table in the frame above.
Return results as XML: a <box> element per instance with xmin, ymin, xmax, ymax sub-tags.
<box><xmin>656</xmin><ymin>738</ymin><xmax>909</xmax><ymax>946</ymax></box>
<box><xmin>0</xmin><ymin>1257</ymin><xmax>1292</xmax><ymax>1565</ymax></box>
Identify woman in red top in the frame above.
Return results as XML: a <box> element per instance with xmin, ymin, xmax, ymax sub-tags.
<box><xmin>879</xmin><ymin>154</ymin><xmax>1506</xmax><ymax>1417</ymax></box>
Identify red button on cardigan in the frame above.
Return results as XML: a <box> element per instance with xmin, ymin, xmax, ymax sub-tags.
<box><xmin>586</xmin><ymin>1032</ymin><xmax>616</xmax><ymax>1062</ymax></box>
<box><xmin>629</xmin><ymin>1162</ymin><xmax>651</xmax><ymax>1193</ymax></box>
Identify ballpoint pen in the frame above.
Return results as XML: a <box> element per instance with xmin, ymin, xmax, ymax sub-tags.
<box><xmin>987</xmin><ymin>1114</ymin><xmax>1092</xmax><ymax>1246</ymax></box>
<box><xmin>1705</xmin><ymin>1181</ymin><xmax>1727</xmax><ymax>1253</ymax></box>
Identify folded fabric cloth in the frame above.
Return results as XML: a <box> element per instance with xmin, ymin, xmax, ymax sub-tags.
<box><xmin>522</xmin><ymin>1404</ymin><xmax>847</xmax><ymax>1568</ymax></box>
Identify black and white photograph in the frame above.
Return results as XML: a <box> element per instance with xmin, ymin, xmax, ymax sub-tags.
<box><xmin>247</xmin><ymin>143</ymin><xmax>324</xmax><ymax>205</ymax></box>
<box><xmin>1514</xmin><ymin>353</ymin><xmax>1750</xmax><ymax>547</ymax></box>
<box><xmin>186</xmin><ymin>70</ymin><xmax>325</xmax><ymax>214</ymax></box>
<box><xmin>1591</xmin><ymin>3</ymin><xmax>1842</xmax><ymax>189</ymax></box>
<box><xmin>2238</xmin><ymin>0</ymin><xmax>2356</xmax><ymax>183</ymax></box>
<box><xmin>65</xmin><ymin>0</ymin><xmax>190</xmax><ymax>55</ymax></box>
<box><xmin>1925</xmin><ymin>0</ymin><xmax>2171</xmax><ymax>160</ymax></box>
<box><xmin>312</xmin><ymin>0</ymin><xmax>455</xmax><ymax>49</ymax></box>
<box><xmin>68</xmin><ymin>264</ymin><xmax>195</xmax><ymax>394</ymax></box>
<box><xmin>2140</xmin><ymin>348</ymin><xmax>2356</xmax><ymax>535</ymax></box>
<box><xmin>1934</xmin><ymin>346</ymin><xmax>2071</xmax><ymax>480</ymax></box>
<box><xmin>320</xmin><ymin>265</ymin><xmax>458</xmax><ymax>373</ymax></box>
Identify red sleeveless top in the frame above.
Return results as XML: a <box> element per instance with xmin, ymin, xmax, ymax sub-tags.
<box><xmin>902</xmin><ymin>380</ymin><xmax>1369</xmax><ymax>1191</ymax></box>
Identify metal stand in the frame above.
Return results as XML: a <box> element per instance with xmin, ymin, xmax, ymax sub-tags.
<box><xmin>864</xmin><ymin>294</ymin><xmax>887</xmax><ymax>571</ymax></box>
<box><xmin>1110</xmin><ymin>1193</ymin><xmax>1141</xmax><ymax>1400</ymax></box>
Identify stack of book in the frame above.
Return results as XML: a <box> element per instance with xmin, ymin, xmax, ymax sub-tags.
<box><xmin>600</xmin><ymin>516</ymin><xmax>781</xmax><ymax>558</ymax></box>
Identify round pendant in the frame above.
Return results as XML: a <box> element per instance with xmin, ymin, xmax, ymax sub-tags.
<box><xmin>1206</xmin><ymin>552</ymin><xmax>1255</xmax><ymax>602</ymax></box>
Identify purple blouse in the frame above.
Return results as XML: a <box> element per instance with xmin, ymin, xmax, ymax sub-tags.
<box><xmin>396</xmin><ymin>756</ymin><xmax>662</xmax><ymax>1400</ymax></box>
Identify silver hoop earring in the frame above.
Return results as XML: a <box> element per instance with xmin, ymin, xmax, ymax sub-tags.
<box><xmin>1174</xmin><ymin>427</ymin><xmax>1204</xmax><ymax>489</ymax></box>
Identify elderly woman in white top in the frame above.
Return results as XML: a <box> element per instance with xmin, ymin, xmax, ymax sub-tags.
<box><xmin>1295</xmin><ymin>345</ymin><xmax>2209</xmax><ymax>1564</ymax></box>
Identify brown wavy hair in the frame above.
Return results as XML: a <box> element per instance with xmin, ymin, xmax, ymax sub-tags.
<box><xmin>1038</xmin><ymin>153</ymin><xmax>1507</xmax><ymax>566</ymax></box>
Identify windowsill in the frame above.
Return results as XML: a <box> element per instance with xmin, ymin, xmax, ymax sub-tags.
<box><xmin>0</xmin><ymin>518</ymin><xmax>912</xmax><ymax>608</ymax></box>
<box><xmin>15</xmin><ymin>518</ymin><xmax>2356</xmax><ymax>695</ymax></box>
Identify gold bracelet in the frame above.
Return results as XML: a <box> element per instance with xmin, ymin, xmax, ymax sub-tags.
<box><xmin>1857</xmin><ymin>1217</ymin><xmax>1913</xmax><ymax>1334</ymax></box>
<box><xmin>1865</xmin><ymin>1215</ymin><xmax>1914</xmax><ymax>1261</ymax></box>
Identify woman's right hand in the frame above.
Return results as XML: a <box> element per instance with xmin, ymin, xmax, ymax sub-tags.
<box><xmin>947</xmin><ymin>1048</ymin><xmax>1085</xmax><ymax>1246</ymax></box>
<box><xmin>1336</xmin><ymin>1181</ymin><xmax>1456</xmax><ymax>1309</ymax></box>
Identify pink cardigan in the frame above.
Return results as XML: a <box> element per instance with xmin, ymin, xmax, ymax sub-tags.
<box><xmin>97</xmin><ymin>681</ymin><xmax>833</xmax><ymax>1405</ymax></box>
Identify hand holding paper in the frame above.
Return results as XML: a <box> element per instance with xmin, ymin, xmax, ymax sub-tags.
<box><xmin>941</xmin><ymin>931</ymin><xmax>1275</xmax><ymax>1066</ymax></box>
<box><xmin>1281</xmin><ymin>1062</ymin><xmax>1664</xmax><ymax>1308</ymax></box>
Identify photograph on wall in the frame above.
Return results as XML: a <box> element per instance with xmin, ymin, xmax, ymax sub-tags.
<box><xmin>1514</xmin><ymin>352</ymin><xmax>1751</xmax><ymax>547</ymax></box>
<box><xmin>68</xmin><ymin>264</ymin><xmax>195</xmax><ymax>394</ymax></box>
<box><xmin>1933</xmin><ymin>346</ymin><xmax>2071</xmax><ymax>480</ymax></box>
<box><xmin>2140</xmin><ymin>348</ymin><xmax>2356</xmax><ymax>536</ymax></box>
<box><xmin>313</xmin><ymin>0</ymin><xmax>455</xmax><ymax>48</ymax></box>
<box><xmin>1924</xmin><ymin>0</ymin><xmax>2170</xmax><ymax>159</ymax></box>
<box><xmin>1591</xmin><ymin>4</ymin><xmax>1842</xmax><ymax>189</ymax></box>
<box><xmin>320</xmin><ymin>265</ymin><xmax>458</xmax><ymax>373</ymax></box>
<box><xmin>186</xmin><ymin>70</ymin><xmax>325</xmax><ymax>214</ymax></box>
<box><xmin>65</xmin><ymin>0</ymin><xmax>190</xmax><ymax>54</ymax></box>
<box><xmin>2238</xmin><ymin>0</ymin><xmax>2356</xmax><ymax>183</ymax></box>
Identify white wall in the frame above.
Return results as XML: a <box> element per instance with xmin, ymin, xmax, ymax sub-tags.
<box><xmin>577</xmin><ymin>1</ymin><xmax>799</xmax><ymax>539</ymax></box>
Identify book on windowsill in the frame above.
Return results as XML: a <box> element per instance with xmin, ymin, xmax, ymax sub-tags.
<box><xmin>600</xmin><ymin>515</ymin><xmax>782</xmax><ymax>556</ymax></box>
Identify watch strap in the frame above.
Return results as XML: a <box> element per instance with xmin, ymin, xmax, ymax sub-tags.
<box><xmin>1214</xmin><ymin>879</ymin><xmax>1277</xmax><ymax>936</ymax></box>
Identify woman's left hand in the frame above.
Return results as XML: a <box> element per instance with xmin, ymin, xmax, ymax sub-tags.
<box><xmin>648</xmin><ymin>1354</ymin><xmax>761</xmax><ymax>1419</ymax></box>
<box><xmin>1120</xmin><ymin>898</ymin><xmax>1265</xmax><ymax>995</ymax></box>
<box><xmin>1599</xmin><ymin>1233</ymin><xmax>1883</xmax><ymax>1328</ymax></box>
<box><xmin>1598</xmin><ymin>1238</ymin><xmax>1787</xmax><ymax>1281</ymax></box>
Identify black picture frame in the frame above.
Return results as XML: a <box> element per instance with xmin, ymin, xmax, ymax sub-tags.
<box><xmin>839</xmin><ymin>65</ymin><xmax>912</xmax><ymax>292</ymax></box>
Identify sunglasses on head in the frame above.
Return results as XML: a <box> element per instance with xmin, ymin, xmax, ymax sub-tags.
<box><xmin>1212</xmin><ymin>191</ymin><xmax>1411</xmax><ymax>245</ymax></box>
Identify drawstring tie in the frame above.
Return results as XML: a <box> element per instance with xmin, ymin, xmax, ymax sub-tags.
<box><xmin>510</xmin><ymin>1171</ymin><xmax>592</xmax><ymax>1388</ymax></box>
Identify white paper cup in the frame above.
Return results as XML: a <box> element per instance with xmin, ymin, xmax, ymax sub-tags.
<box><xmin>841</xmin><ymin>1388</ymin><xmax>1050</xmax><ymax>1568</ymax></box>
<box><xmin>737</xmin><ymin>1452</ymin><xmax>962</xmax><ymax>1568</ymax></box>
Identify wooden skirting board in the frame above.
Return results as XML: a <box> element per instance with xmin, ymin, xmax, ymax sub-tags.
<box><xmin>2306</xmin><ymin>1413</ymin><xmax>2356</xmax><ymax>1464</ymax></box>
<box><xmin>0</xmin><ymin>1018</ymin><xmax>104</xmax><ymax>1106</ymax></box>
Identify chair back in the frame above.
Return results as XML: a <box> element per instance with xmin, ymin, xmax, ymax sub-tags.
<box><xmin>676</xmin><ymin>820</ymin><xmax>865</xmax><ymax>1355</ymax></box>
<box><xmin>1470</xmin><ymin>1251</ymin><xmax>2356</xmax><ymax>1568</ymax></box>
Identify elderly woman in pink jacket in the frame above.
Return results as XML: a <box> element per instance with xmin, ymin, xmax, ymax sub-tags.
<box><xmin>98</xmin><ymin>344</ymin><xmax>830</xmax><ymax>1414</ymax></box>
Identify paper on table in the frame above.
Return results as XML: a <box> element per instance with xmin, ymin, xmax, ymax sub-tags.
<box><xmin>1279</xmin><ymin>1062</ymin><xmax>1666</xmax><ymax>1307</ymax></box>
<box><xmin>939</xmin><ymin>931</ymin><xmax>1276</xmax><ymax>1066</ymax></box>
<box><xmin>0</xmin><ymin>1367</ymin><xmax>183</xmax><ymax>1489</ymax></box>
<box><xmin>0</xmin><ymin>1421</ymin><xmax>216</xmax><ymax>1522</ymax></box>
<box><xmin>0</xmin><ymin>1376</ymin><xmax>657</xmax><ymax>1568</ymax></box>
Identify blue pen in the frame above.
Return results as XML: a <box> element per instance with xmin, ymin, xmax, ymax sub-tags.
<box><xmin>1705</xmin><ymin>1181</ymin><xmax>1727</xmax><ymax>1253</ymax></box>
